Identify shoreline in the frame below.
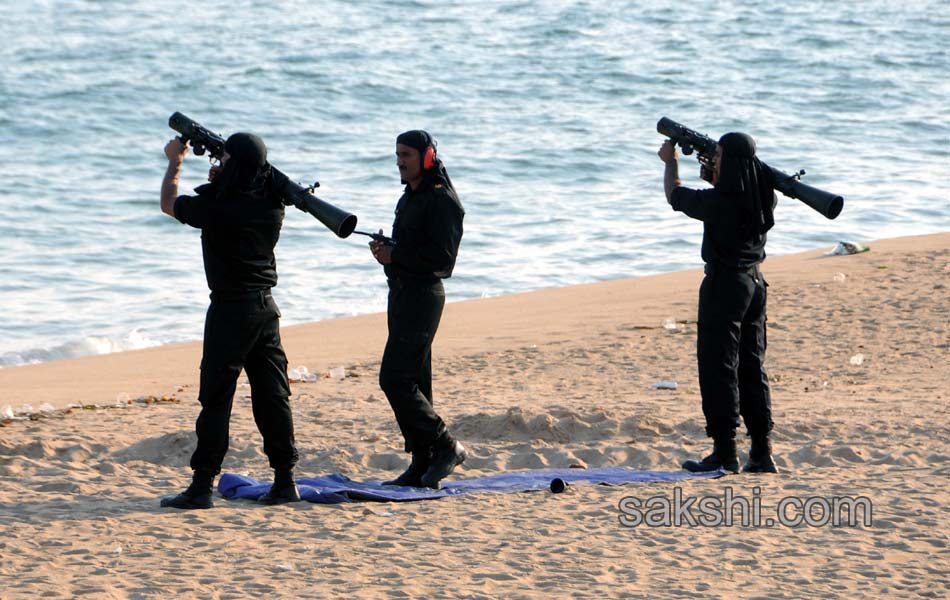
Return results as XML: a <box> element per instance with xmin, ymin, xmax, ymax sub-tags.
<box><xmin>1</xmin><ymin>231</ymin><xmax>946</xmax><ymax>413</ymax></box>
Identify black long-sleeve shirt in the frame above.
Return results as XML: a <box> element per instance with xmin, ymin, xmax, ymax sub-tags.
<box><xmin>671</xmin><ymin>186</ymin><xmax>772</xmax><ymax>269</ymax></box>
<box><xmin>174</xmin><ymin>183</ymin><xmax>284</xmax><ymax>293</ymax></box>
<box><xmin>384</xmin><ymin>179</ymin><xmax>464</xmax><ymax>282</ymax></box>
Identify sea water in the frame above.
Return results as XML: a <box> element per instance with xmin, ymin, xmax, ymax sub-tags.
<box><xmin>1</xmin><ymin>0</ymin><xmax>947</xmax><ymax>366</ymax></box>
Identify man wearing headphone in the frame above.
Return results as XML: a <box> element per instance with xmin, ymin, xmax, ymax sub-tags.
<box><xmin>369</xmin><ymin>130</ymin><xmax>466</xmax><ymax>489</ymax></box>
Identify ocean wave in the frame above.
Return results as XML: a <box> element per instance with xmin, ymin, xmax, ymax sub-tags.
<box><xmin>0</xmin><ymin>331</ymin><xmax>163</xmax><ymax>369</ymax></box>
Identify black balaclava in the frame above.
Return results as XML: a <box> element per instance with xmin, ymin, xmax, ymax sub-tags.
<box><xmin>214</xmin><ymin>132</ymin><xmax>271</xmax><ymax>198</ymax></box>
<box><xmin>717</xmin><ymin>132</ymin><xmax>775</xmax><ymax>234</ymax></box>
<box><xmin>396</xmin><ymin>129</ymin><xmax>455</xmax><ymax>192</ymax></box>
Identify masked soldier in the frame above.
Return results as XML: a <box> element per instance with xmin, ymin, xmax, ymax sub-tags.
<box><xmin>659</xmin><ymin>132</ymin><xmax>778</xmax><ymax>474</ymax></box>
<box><xmin>159</xmin><ymin>132</ymin><xmax>301</xmax><ymax>508</ymax></box>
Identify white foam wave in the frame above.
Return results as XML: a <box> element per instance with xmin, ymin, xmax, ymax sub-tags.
<box><xmin>0</xmin><ymin>330</ymin><xmax>164</xmax><ymax>368</ymax></box>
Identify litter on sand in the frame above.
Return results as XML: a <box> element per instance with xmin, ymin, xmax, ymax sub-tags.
<box><xmin>825</xmin><ymin>241</ymin><xmax>870</xmax><ymax>256</ymax></box>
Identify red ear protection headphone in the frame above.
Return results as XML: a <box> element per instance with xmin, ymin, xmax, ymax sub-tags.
<box><xmin>423</xmin><ymin>142</ymin><xmax>437</xmax><ymax>171</ymax></box>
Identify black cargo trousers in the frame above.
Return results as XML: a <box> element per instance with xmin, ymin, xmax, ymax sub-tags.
<box><xmin>190</xmin><ymin>289</ymin><xmax>298</xmax><ymax>474</ymax></box>
<box><xmin>379</xmin><ymin>278</ymin><xmax>449</xmax><ymax>453</ymax></box>
<box><xmin>696</xmin><ymin>263</ymin><xmax>774</xmax><ymax>439</ymax></box>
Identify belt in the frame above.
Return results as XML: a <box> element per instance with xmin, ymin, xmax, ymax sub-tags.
<box><xmin>704</xmin><ymin>263</ymin><xmax>760</xmax><ymax>276</ymax></box>
<box><xmin>387</xmin><ymin>277</ymin><xmax>442</xmax><ymax>290</ymax></box>
<box><xmin>209</xmin><ymin>288</ymin><xmax>273</xmax><ymax>303</ymax></box>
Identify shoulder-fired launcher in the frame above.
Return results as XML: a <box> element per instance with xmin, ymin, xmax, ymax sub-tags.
<box><xmin>169</xmin><ymin>112</ymin><xmax>358</xmax><ymax>237</ymax></box>
<box><xmin>657</xmin><ymin>116</ymin><xmax>843</xmax><ymax>219</ymax></box>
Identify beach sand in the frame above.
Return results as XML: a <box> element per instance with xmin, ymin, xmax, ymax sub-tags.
<box><xmin>1</xmin><ymin>232</ymin><xmax>948</xmax><ymax>599</ymax></box>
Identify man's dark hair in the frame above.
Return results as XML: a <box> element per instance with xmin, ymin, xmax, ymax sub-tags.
<box><xmin>396</xmin><ymin>129</ymin><xmax>455</xmax><ymax>193</ymax></box>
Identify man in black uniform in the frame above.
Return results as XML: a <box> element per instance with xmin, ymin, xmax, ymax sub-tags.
<box><xmin>369</xmin><ymin>130</ymin><xmax>466</xmax><ymax>489</ymax></box>
<box><xmin>159</xmin><ymin>132</ymin><xmax>301</xmax><ymax>509</ymax></box>
<box><xmin>658</xmin><ymin>132</ymin><xmax>778</xmax><ymax>474</ymax></box>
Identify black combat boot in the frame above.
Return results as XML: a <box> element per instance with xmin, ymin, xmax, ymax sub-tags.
<box><xmin>743</xmin><ymin>434</ymin><xmax>778</xmax><ymax>473</ymax></box>
<box><xmin>160</xmin><ymin>469</ymin><xmax>215</xmax><ymax>509</ymax></box>
<box><xmin>682</xmin><ymin>435</ymin><xmax>739</xmax><ymax>474</ymax></box>
<box><xmin>420</xmin><ymin>437</ymin><xmax>467</xmax><ymax>490</ymax></box>
<box><xmin>383</xmin><ymin>448</ymin><xmax>432</xmax><ymax>487</ymax></box>
<box><xmin>258</xmin><ymin>468</ymin><xmax>301</xmax><ymax>505</ymax></box>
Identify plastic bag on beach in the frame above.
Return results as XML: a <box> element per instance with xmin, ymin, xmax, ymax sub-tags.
<box><xmin>825</xmin><ymin>241</ymin><xmax>870</xmax><ymax>256</ymax></box>
<box><xmin>288</xmin><ymin>365</ymin><xmax>318</xmax><ymax>383</ymax></box>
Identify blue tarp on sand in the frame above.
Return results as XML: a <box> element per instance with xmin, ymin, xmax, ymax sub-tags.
<box><xmin>218</xmin><ymin>467</ymin><xmax>725</xmax><ymax>504</ymax></box>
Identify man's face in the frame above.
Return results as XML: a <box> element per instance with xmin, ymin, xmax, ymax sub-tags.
<box><xmin>712</xmin><ymin>145</ymin><xmax>723</xmax><ymax>186</ymax></box>
<box><xmin>221</xmin><ymin>150</ymin><xmax>231</xmax><ymax>167</ymax></box>
<box><xmin>396</xmin><ymin>143</ymin><xmax>422</xmax><ymax>185</ymax></box>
